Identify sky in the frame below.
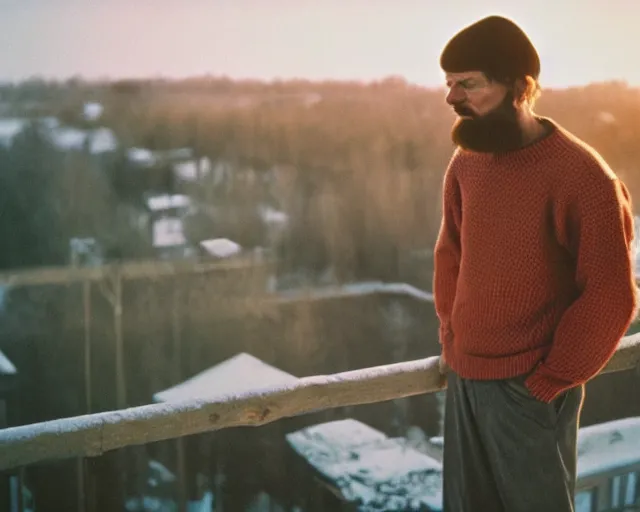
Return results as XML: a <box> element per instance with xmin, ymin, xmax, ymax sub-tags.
<box><xmin>0</xmin><ymin>0</ymin><xmax>637</xmax><ymax>88</ymax></box>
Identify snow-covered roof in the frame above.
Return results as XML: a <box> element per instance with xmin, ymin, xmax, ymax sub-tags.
<box><xmin>83</xmin><ymin>102</ymin><xmax>103</xmax><ymax>122</ymax></box>
<box><xmin>87</xmin><ymin>128</ymin><xmax>118</xmax><ymax>153</ymax></box>
<box><xmin>127</xmin><ymin>147</ymin><xmax>156</xmax><ymax>167</ymax></box>
<box><xmin>0</xmin><ymin>350</ymin><xmax>17</xmax><ymax>376</ymax></box>
<box><xmin>152</xmin><ymin>218</ymin><xmax>186</xmax><ymax>248</ymax></box>
<box><xmin>577</xmin><ymin>417</ymin><xmax>640</xmax><ymax>480</ymax></box>
<box><xmin>199</xmin><ymin>238</ymin><xmax>242</xmax><ymax>259</ymax></box>
<box><xmin>173</xmin><ymin>157</ymin><xmax>212</xmax><ymax>182</ymax></box>
<box><xmin>0</xmin><ymin>118</ymin><xmax>29</xmax><ymax>147</ymax></box>
<box><xmin>127</xmin><ymin>147</ymin><xmax>194</xmax><ymax>168</ymax></box>
<box><xmin>146</xmin><ymin>194</ymin><xmax>191</xmax><ymax>212</ymax></box>
<box><xmin>277</xmin><ymin>281</ymin><xmax>434</xmax><ymax>303</ymax></box>
<box><xmin>47</xmin><ymin>126</ymin><xmax>85</xmax><ymax>150</ymax></box>
<box><xmin>259</xmin><ymin>206</ymin><xmax>288</xmax><ymax>226</ymax></box>
<box><xmin>286</xmin><ymin>418</ymin><xmax>443</xmax><ymax>511</ymax></box>
<box><xmin>44</xmin><ymin>126</ymin><xmax>118</xmax><ymax>154</ymax></box>
<box><xmin>153</xmin><ymin>352</ymin><xmax>298</xmax><ymax>403</ymax></box>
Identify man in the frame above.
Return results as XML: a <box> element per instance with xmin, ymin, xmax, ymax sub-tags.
<box><xmin>433</xmin><ymin>15</ymin><xmax>638</xmax><ymax>512</ymax></box>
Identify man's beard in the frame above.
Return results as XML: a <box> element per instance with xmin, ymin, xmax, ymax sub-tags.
<box><xmin>450</xmin><ymin>92</ymin><xmax>525</xmax><ymax>153</ymax></box>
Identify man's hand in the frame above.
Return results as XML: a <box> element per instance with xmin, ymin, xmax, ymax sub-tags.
<box><xmin>438</xmin><ymin>353</ymin><xmax>450</xmax><ymax>387</ymax></box>
<box><xmin>439</xmin><ymin>353</ymin><xmax>449</xmax><ymax>373</ymax></box>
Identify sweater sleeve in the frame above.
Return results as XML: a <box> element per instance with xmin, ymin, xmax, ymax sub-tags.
<box><xmin>526</xmin><ymin>176</ymin><xmax>638</xmax><ymax>402</ymax></box>
<box><xmin>433</xmin><ymin>161</ymin><xmax>462</xmax><ymax>345</ymax></box>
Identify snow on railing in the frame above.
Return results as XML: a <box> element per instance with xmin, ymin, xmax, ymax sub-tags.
<box><xmin>1</xmin><ymin>334</ymin><xmax>640</xmax><ymax>471</ymax></box>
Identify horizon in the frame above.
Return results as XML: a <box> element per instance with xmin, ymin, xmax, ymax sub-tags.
<box><xmin>1</xmin><ymin>0</ymin><xmax>638</xmax><ymax>88</ymax></box>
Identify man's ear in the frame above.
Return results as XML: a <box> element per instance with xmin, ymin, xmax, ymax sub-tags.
<box><xmin>513</xmin><ymin>78</ymin><xmax>527</xmax><ymax>105</ymax></box>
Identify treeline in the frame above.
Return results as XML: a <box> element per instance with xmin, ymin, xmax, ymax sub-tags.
<box><xmin>100</xmin><ymin>76</ymin><xmax>640</xmax><ymax>281</ymax></box>
<box><xmin>1</xmin><ymin>76</ymin><xmax>640</xmax><ymax>283</ymax></box>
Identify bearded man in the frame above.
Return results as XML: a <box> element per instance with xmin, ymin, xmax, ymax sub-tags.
<box><xmin>433</xmin><ymin>15</ymin><xmax>638</xmax><ymax>512</ymax></box>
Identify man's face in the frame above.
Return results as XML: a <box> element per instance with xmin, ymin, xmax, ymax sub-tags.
<box><xmin>445</xmin><ymin>71</ymin><xmax>523</xmax><ymax>153</ymax></box>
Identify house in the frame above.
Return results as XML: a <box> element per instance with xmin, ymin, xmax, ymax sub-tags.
<box><xmin>151</xmin><ymin>353</ymin><xmax>302</xmax><ymax>511</ymax></box>
<box><xmin>285</xmin><ymin>418</ymin><xmax>443</xmax><ymax>511</ymax></box>
<box><xmin>198</xmin><ymin>238</ymin><xmax>242</xmax><ymax>260</ymax></box>
<box><xmin>575</xmin><ymin>417</ymin><xmax>640</xmax><ymax>511</ymax></box>
<box><xmin>143</xmin><ymin>193</ymin><xmax>195</xmax><ymax>260</ymax></box>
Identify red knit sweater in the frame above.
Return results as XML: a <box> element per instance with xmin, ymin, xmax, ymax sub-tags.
<box><xmin>433</xmin><ymin>118</ymin><xmax>638</xmax><ymax>403</ymax></box>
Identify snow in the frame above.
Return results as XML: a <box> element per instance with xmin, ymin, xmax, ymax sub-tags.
<box><xmin>44</xmin><ymin>126</ymin><xmax>118</xmax><ymax>154</ymax></box>
<box><xmin>146</xmin><ymin>194</ymin><xmax>191</xmax><ymax>212</ymax></box>
<box><xmin>128</xmin><ymin>147</ymin><xmax>195</xmax><ymax>169</ymax></box>
<box><xmin>173</xmin><ymin>157</ymin><xmax>212</xmax><ymax>181</ymax></box>
<box><xmin>577</xmin><ymin>416</ymin><xmax>640</xmax><ymax>479</ymax></box>
<box><xmin>128</xmin><ymin>147</ymin><xmax>157</xmax><ymax>167</ymax></box>
<box><xmin>69</xmin><ymin>237</ymin><xmax>103</xmax><ymax>267</ymax></box>
<box><xmin>288</xmin><ymin>419</ymin><xmax>387</xmax><ymax>452</ymax></box>
<box><xmin>87</xmin><ymin>127</ymin><xmax>118</xmax><ymax>153</ymax></box>
<box><xmin>199</xmin><ymin>238</ymin><xmax>242</xmax><ymax>259</ymax></box>
<box><xmin>47</xmin><ymin>126</ymin><xmax>86</xmax><ymax>150</ymax></box>
<box><xmin>259</xmin><ymin>206</ymin><xmax>288</xmax><ymax>226</ymax></box>
<box><xmin>83</xmin><ymin>102</ymin><xmax>103</xmax><ymax>122</ymax></box>
<box><xmin>0</xmin><ymin>350</ymin><xmax>16</xmax><ymax>376</ymax></box>
<box><xmin>277</xmin><ymin>281</ymin><xmax>434</xmax><ymax>303</ymax></box>
<box><xmin>125</xmin><ymin>492</ymin><xmax>213</xmax><ymax>512</ymax></box>
<box><xmin>152</xmin><ymin>218</ymin><xmax>186</xmax><ymax>248</ymax></box>
<box><xmin>286</xmin><ymin>419</ymin><xmax>443</xmax><ymax>511</ymax></box>
<box><xmin>0</xmin><ymin>118</ymin><xmax>28</xmax><ymax>147</ymax></box>
<box><xmin>153</xmin><ymin>352</ymin><xmax>298</xmax><ymax>403</ymax></box>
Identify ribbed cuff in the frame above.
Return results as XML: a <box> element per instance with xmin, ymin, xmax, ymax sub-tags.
<box><xmin>439</xmin><ymin>324</ymin><xmax>452</xmax><ymax>345</ymax></box>
<box><xmin>524</xmin><ymin>370</ymin><xmax>567</xmax><ymax>403</ymax></box>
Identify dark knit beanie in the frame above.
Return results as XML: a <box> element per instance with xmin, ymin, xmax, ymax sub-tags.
<box><xmin>440</xmin><ymin>15</ymin><xmax>540</xmax><ymax>81</ymax></box>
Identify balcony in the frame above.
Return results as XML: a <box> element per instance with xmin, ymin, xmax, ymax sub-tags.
<box><xmin>0</xmin><ymin>260</ymin><xmax>639</xmax><ymax>511</ymax></box>
<box><xmin>1</xmin><ymin>333</ymin><xmax>640</xmax><ymax>511</ymax></box>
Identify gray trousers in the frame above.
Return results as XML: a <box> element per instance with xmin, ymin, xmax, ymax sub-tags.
<box><xmin>442</xmin><ymin>371</ymin><xmax>585</xmax><ymax>512</ymax></box>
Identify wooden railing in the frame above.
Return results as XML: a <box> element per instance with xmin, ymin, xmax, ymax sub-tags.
<box><xmin>1</xmin><ymin>332</ymin><xmax>640</xmax><ymax>472</ymax></box>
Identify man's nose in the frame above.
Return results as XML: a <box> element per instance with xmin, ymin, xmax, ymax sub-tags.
<box><xmin>446</xmin><ymin>87</ymin><xmax>466</xmax><ymax>106</ymax></box>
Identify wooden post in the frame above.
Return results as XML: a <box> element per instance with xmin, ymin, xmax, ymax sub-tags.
<box><xmin>84</xmin><ymin>280</ymin><xmax>92</xmax><ymax>414</ymax></box>
<box><xmin>114</xmin><ymin>273</ymin><xmax>125</xmax><ymax>409</ymax></box>
<box><xmin>99</xmin><ymin>270</ymin><xmax>126</xmax><ymax>409</ymax></box>
<box><xmin>172</xmin><ymin>282</ymin><xmax>187</xmax><ymax>512</ymax></box>
<box><xmin>98</xmin><ymin>270</ymin><xmax>126</xmax><ymax>512</ymax></box>
<box><xmin>16</xmin><ymin>467</ymin><xmax>24</xmax><ymax>512</ymax></box>
<box><xmin>77</xmin><ymin>280</ymin><xmax>92</xmax><ymax>512</ymax></box>
<box><xmin>76</xmin><ymin>459</ymin><xmax>86</xmax><ymax>512</ymax></box>
<box><xmin>176</xmin><ymin>439</ymin><xmax>187</xmax><ymax>512</ymax></box>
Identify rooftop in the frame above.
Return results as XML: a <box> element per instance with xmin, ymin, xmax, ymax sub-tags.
<box><xmin>286</xmin><ymin>418</ymin><xmax>443</xmax><ymax>511</ymax></box>
<box><xmin>577</xmin><ymin>416</ymin><xmax>640</xmax><ymax>479</ymax></box>
<box><xmin>153</xmin><ymin>352</ymin><xmax>298</xmax><ymax>403</ymax></box>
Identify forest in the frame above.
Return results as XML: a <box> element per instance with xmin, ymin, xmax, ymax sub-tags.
<box><xmin>1</xmin><ymin>76</ymin><xmax>638</xmax><ymax>283</ymax></box>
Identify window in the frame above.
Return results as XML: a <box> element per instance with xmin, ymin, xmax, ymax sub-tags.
<box><xmin>610</xmin><ymin>471</ymin><xmax>639</xmax><ymax>510</ymax></box>
<box><xmin>624</xmin><ymin>471</ymin><xmax>638</xmax><ymax>506</ymax></box>
<box><xmin>575</xmin><ymin>489</ymin><xmax>595</xmax><ymax>512</ymax></box>
<box><xmin>611</xmin><ymin>475</ymin><xmax>623</xmax><ymax>508</ymax></box>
